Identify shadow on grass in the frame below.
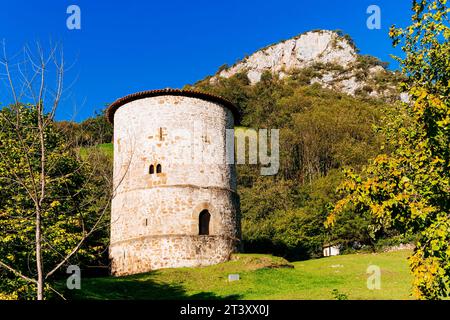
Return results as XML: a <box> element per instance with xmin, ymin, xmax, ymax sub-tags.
<box><xmin>60</xmin><ymin>273</ymin><xmax>242</xmax><ymax>300</ymax></box>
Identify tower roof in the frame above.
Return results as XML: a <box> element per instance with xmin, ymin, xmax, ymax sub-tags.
<box><xmin>106</xmin><ymin>88</ymin><xmax>240</xmax><ymax>124</ymax></box>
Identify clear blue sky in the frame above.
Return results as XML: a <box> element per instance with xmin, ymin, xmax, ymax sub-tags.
<box><xmin>1</xmin><ymin>0</ymin><xmax>412</xmax><ymax>122</ymax></box>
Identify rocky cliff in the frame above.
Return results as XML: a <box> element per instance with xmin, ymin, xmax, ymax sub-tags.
<box><xmin>212</xmin><ymin>30</ymin><xmax>405</xmax><ymax>101</ymax></box>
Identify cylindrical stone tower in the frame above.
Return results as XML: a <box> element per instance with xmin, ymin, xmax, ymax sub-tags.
<box><xmin>106</xmin><ymin>88</ymin><xmax>240</xmax><ymax>276</ymax></box>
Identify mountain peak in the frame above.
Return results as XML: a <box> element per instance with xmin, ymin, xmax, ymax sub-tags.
<box><xmin>212</xmin><ymin>30</ymin><xmax>403</xmax><ymax>100</ymax></box>
<box><xmin>216</xmin><ymin>30</ymin><xmax>357</xmax><ymax>84</ymax></box>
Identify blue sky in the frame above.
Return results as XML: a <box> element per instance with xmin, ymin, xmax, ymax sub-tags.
<box><xmin>0</xmin><ymin>0</ymin><xmax>412</xmax><ymax>121</ymax></box>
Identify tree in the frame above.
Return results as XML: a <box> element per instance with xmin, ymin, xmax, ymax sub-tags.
<box><xmin>191</xmin><ymin>52</ymin><xmax>393</xmax><ymax>260</ymax></box>
<box><xmin>0</xmin><ymin>42</ymin><xmax>116</xmax><ymax>299</ymax></box>
<box><xmin>56</xmin><ymin>109</ymin><xmax>113</xmax><ymax>148</ymax></box>
<box><xmin>327</xmin><ymin>0</ymin><xmax>450</xmax><ymax>299</ymax></box>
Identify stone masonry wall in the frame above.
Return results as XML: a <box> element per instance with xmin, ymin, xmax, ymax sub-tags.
<box><xmin>110</xmin><ymin>94</ymin><xmax>240</xmax><ymax>276</ymax></box>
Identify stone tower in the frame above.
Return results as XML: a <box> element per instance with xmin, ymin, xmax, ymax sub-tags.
<box><xmin>106</xmin><ymin>88</ymin><xmax>240</xmax><ymax>276</ymax></box>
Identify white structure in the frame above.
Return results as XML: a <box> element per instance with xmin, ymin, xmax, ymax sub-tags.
<box><xmin>323</xmin><ymin>244</ymin><xmax>340</xmax><ymax>257</ymax></box>
<box><xmin>106</xmin><ymin>88</ymin><xmax>241</xmax><ymax>276</ymax></box>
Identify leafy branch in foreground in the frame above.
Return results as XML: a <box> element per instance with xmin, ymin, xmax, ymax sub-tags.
<box><xmin>327</xmin><ymin>0</ymin><xmax>450</xmax><ymax>299</ymax></box>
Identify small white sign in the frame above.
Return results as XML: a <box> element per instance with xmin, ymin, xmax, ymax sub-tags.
<box><xmin>228</xmin><ymin>274</ymin><xmax>240</xmax><ymax>282</ymax></box>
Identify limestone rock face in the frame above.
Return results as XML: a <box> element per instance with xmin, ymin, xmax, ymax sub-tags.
<box><xmin>212</xmin><ymin>30</ymin><xmax>402</xmax><ymax>100</ymax></box>
<box><xmin>219</xmin><ymin>30</ymin><xmax>357</xmax><ymax>84</ymax></box>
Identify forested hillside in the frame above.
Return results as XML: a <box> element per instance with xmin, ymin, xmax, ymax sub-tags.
<box><xmin>186</xmin><ymin>68</ymin><xmax>407</xmax><ymax>259</ymax></box>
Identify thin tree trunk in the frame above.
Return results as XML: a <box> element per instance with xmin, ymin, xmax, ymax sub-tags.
<box><xmin>36</xmin><ymin>100</ymin><xmax>46</xmax><ymax>300</ymax></box>
<box><xmin>36</xmin><ymin>207</ymin><xmax>44</xmax><ymax>300</ymax></box>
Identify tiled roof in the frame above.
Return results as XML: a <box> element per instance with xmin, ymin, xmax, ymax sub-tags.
<box><xmin>106</xmin><ymin>88</ymin><xmax>240</xmax><ymax>124</ymax></box>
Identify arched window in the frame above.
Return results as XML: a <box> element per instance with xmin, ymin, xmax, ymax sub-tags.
<box><xmin>198</xmin><ymin>210</ymin><xmax>210</xmax><ymax>235</ymax></box>
<box><xmin>149</xmin><ymin>165</ymin><xmax>155</xmax><ymax>174</ymax></box>
<box><xmin>156</xmin><ymin>164</ymin><xmax>162</xmax><ymax>173</ymax></box>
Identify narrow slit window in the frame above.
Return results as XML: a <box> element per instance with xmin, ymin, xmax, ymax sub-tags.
<box><xmin>156</xmin><ymin>164</ymin><xmax>162</xmax><ymax>173</ymax></box>
<box><xmin>149</xmin><ymin>165</ymin><xmax>155</xmax><ymax>174</ymax></box>
<box><xmin>158</xmin><ymin>127</ymin><xmax>166</xmax><ymax>141</ymax></box>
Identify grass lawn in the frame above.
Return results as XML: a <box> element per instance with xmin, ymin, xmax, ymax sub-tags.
<box><xmin>79</xmin><ymin>143</ymin><xmax>113</xmax><ymax>159</ymax></box>
<box><xmin>65</xmin><ymin>250</ymin><xmax>413</xmax><ymax>300</ymax></box>
<box><xmin>96</xmin><ymin>143</ymin><xmax>113</xmax><ymax>157</ymax></box>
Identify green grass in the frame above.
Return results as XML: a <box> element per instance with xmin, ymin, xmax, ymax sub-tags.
<box><xmin>97</xmin><ymin>143</ymin><xmax>113</xmax><ymax>157</ymax></box>
<box><xmin>66</xmin><ymin>250</ymin><xmax>414</xmax><ymax>300</ymax></box>
<box><xmin>79</xmin><ymin>143</ymin><xmax>113</xmax><ymax>159</ymax></box>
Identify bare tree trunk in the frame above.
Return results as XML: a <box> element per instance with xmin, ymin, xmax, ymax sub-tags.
<box><xmin>35</xmin><ymin>207</ymin><xmax>44</xmax><ymax>300</ymax></box>
<box><xmin>35</xmin><ymin>50</ymin><xmax>47</xmax><ymax>300</ymax></box>
<box><xmin>36</xmin><ymin>117</ymin><xmax>45</xmax><ymax>300</ymax></box>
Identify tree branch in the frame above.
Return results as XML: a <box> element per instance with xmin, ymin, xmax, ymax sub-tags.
<box><xmin>0</xmin><ymin>260</ymin><xmax>37</xmax><ymax>284</ymax></box>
